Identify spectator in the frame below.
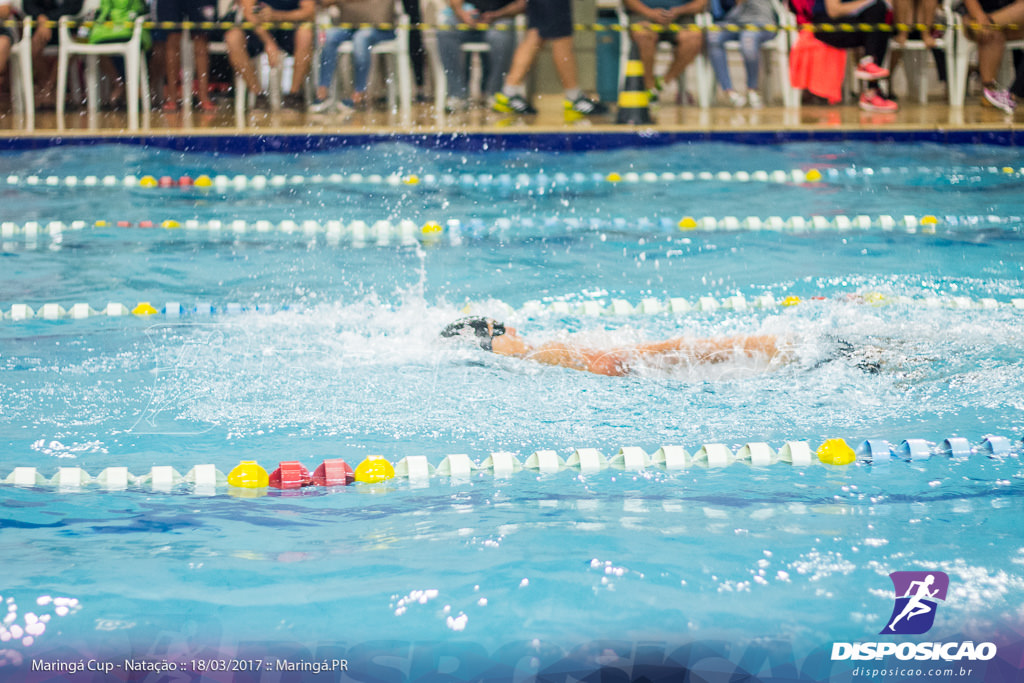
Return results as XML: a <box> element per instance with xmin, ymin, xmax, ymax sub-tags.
<box><xmin>623</xmin><ymin>0</ymin><xmax>707</xmax><ymax>103</ymax></box>
<box><xmin>0</xmin><ymin>0</ymin><xmax>14</xmax><ymax>99</ymax></box>
<box><xmin>25</xmin><ymin>0</ymin><xmax>84</xmax><ymax>108</ymax></box>
<box><xmin>154</xmin><ymin>0</ymin><xmax>218</xmax><ymax>111</ymax></box>
<box><xmin>893</xmin><ymin>0</ymin><xmax>937</xmax><ymax>46</ymax></box>
<box><xmin>436</xmin><ymin>0</ymin><xmax>524</xmax><ymax>110</ymax></box>
<box><xmin>492</xmin><ymin>0</ymin><xmax>606</xmax><ymax>119</ymax></box>
<box><xmin>402</xmin><ymin>0</ymin><xmax>426</xmax><ymax>101</ymax></box>
<box><xmin>812</xmin><ymin>0</ymin><xmax>899</xmax><ymax>111</ymax></box>
<box><xmin>707</xmin><ymin>0</ymin><xmax>777</xmax><ymax>107</ymax></box>
<box><xmin>224</xmin><ymin>0</ymin><xmax>314</xmax><ymax>110</ymax></box>
<box><xmin>309</xmin><ymin>0</ymin><xmax>395</xmax><ymax>113</ymax></box>
<box><xmin>959</xmin><ymin>0</ymin><xmax>1024</xmax><ymax>113</ymax></box>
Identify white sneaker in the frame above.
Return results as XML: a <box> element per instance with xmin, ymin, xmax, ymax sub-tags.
<box><xmin>726</xmin><ymin>90</ymin><xmax>746</xmax><ymax>108</ymax></box>
<box><xmin>309</xmin><ymin>97</ymin><xmax>334</xmax><ymax>114</ymax></box>
<box><xmin>659</xmin><ymin>78</ymin><xmax>680</xmax><ymax>105</ymax></box>
<box><xmin>746</xmin><ymin>90</ymin><xmax>763</xmax><ymax>109</ymax></box>
<box><xmin>446</xmin><ymin>97</ymin><xmax>468</xmax><ymax>113</ymax></box>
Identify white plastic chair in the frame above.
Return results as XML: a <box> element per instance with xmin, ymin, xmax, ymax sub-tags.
<box><xmin>7</xmin><ymin>10</ymin><xmax>35</xmax><ymax>129</ymax></box>
<box><xmin>617</xmin><ymin>1</ymin><xmax>714</xmax><ymax>108</ymax></box>
<box><xmin>428</xmin><ymin>14</ymin><xmax>526</xmax><ymax>115</ymax></box>
<box><xmin>946</xmin><ymin>0</ymin><xmax>1024</xmax><ymax>106</ymax></box>
<box><xmin>56</xmin><ymin>0</ymin><xmax>151</xmax><ymax>130</ymax></box>
<box><xmin>886</xmin><ymin>3</ymin><xmax>956</xmax><ymax>105</ymax></box>
<box><xmin>314</xmin><ymin>1</ymin><xmax>412</xmax><ymax>122</ymax></box>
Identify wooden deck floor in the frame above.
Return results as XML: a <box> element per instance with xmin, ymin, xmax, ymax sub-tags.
<box><xmin>0</xmin><ymin>92</ymin><xmax>1020</xmax><ymax>139</ymax></box>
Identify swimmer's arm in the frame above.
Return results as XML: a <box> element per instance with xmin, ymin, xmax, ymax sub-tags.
<box><xmin>632</xmin><ymin>334</ymin><xmax>781</xmax><ymax>363</ymax></box>
<box><xmin>526</xmin><ymin>343</ymin><xmax>629</xmax><ymax>376</ymax></box>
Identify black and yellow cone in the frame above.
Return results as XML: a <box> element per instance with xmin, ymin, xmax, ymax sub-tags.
<box><xmin>616</xmin><ymin>43</ymin><xmax>653</xmax><ymax>125</ymax></box>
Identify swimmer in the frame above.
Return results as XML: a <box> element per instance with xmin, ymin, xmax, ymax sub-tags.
<box><xmin>440</xmin><ymin>316</ymin><xmax>787</xmax><ymax>377</ymax></box>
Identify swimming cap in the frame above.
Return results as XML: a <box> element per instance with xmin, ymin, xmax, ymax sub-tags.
<box><xmin>440</xmin><ymin>317</ymin><xmax>506</xmax><ymax>351</ymax></box>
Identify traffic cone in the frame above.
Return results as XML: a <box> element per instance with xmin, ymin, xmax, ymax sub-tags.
<box><xmin>616</xmin><ymin>43</ymin><xmax>653</xmax><ymax>125</ymax></box>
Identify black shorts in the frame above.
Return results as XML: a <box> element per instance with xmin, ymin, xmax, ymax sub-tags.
<box><xmin>155</xmin><ymin>0</ymin><xmax>218</xmax><ymax>26</ymax></box>
<box><xmin>527</xmin><ymin>0</ymin><xmax>573</xmax><ymax>39</ymax></box>
<box><xmin>245</xmin><ymin>28</ymin><xmax>296</xmax><ymax>56</ymax></box>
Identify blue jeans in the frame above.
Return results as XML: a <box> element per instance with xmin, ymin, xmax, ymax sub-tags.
<box><xmin>707</xmin><ymin>27</ymin><xmax>774</xmax><ymax>92</ymax></box>
<box><xmin>436</xmin><ymin>19</ymin><xmax>516</xmax><ymax>99</ymax></box>
<box><xmin>317</xmin><ymin>27</ymin><xmax>397</xmax><ymax>93</ymax></box>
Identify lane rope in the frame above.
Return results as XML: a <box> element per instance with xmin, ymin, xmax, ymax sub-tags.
<box><xmin>2</xmin><ymin>215</ymin><xmax>1019</xmax><ymax>246</ymax></box>
<box><xmin>1</xmin><ymin>437</ymin><xmax>1018</xmax><ymax>495</ymax></box>
<box><xmin>5</xmin><ymin>166</ymin><xmax>1023</xmax><ymax>192</ymax></box>
<box><xmin>3</xmin><ymin>291</ymin><xmax>1023</xmax><ymax>322</ymax></box>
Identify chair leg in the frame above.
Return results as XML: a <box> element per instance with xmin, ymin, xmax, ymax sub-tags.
<box><xmin>17</xmin><ymin>51</ymin><xmax>36</xmax><ymax>130</ymax></box>
<box><xmin>125</xmin><ymin>51</ymin><xmax>140</xmax><ymax>131</ymax></box>
<box><xmin>140</xmin><ymin>52</ymin><xmax>151</xmax><ymax>129</ymax></box>
<box><xmin>235</xmin><ymin>74</ymin><xmax>247</xmax><ymax>127</ymax></box>
<box><xmin>86</xmin><ymin>55</ymin><xmax>100</xmax><ymax>120</ymax></box>
<box><xmin>57</xmin><ymin>50</ymin><xmax>69</xmax><ymax>130</ymax></box>
<box><xmin>398</xmin><ymin>51</ymin><xmax>412</xmax><ymax>123</ymax></box>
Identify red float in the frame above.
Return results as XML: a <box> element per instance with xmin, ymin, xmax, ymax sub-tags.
<box><xmin>312</xmin><ymin>459</ymin><xmax>354</xmax><ymax>486</ymax></box>
<box><xmin>268</xmin><ymin>461</ymin><xmax>312</xmax><ymax>489</ymax></box>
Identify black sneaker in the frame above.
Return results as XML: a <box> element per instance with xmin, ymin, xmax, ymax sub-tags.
<box><xmin>564</xmin><ymin>94</ymin><xmax>608</xmax><ymax>121</ymax></box>
<box><xmin>252</xmin><ymin>93</ymin><xmax>271</xmax><ymax>110</ymax></box>
<box><xmin>282</xmin><ymin>93</ymin><xmax>305</xmax><ymax>112</ymax></box>
<box><xmin>492</xmin><ymin>92</ymin><xmax>537</xmax><ymax>115</ymax></box>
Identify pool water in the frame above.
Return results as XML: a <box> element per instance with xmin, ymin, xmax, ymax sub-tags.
<box><xmin>0</xmin><ymin>139</ymin><xmax>1023</xmax><ymax>681</ymax></box>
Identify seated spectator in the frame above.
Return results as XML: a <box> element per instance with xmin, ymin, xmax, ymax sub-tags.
<box><xmin>224</xmin><ymin>0</ymin><xmax>314</xmax><ymax>110</ymax></box>
<box><xmin>707</xmin><ymin>0</ymin><xmax>777</xmax><ymax>107</ymax></box>
<box><xmin>436</xmin><ymin>0</ymin><xmax>524</xmax><ymax>111</ymax></box>
<box><xmin>156</xmin><ymin>0</ymin><xmax>218</xmax><ymax>111</ymax></box>
<box><xmin>25</xmin><ymin>0</ymin><xmax>84</xmax><ymax>107</ymax></box>
<box><xmin>623</xmin><ymin>0</ymin><xmax>707</xmax><ymax>103</ymax></box>
<box><xmin>309</xmin><ymin>0</ymin><xmax>395</xmax><ymax>113</ymax></box>
<box><xmin>893</xmin><ymin>0</ymin><xmax>938</xmax><ymax>46</ymax></box>
<box><xmin>0</xmin><ymin>0</ymin><xmax>13</xmax><ymax>98</ymax></box>
<box><xmin>959</xmin><ymin>0</ymin><xmax>1024</xmax><ymax>113</ymax></box>
<box><xmin>811</xmin><ymin>0</ymin><xmax>898</xmax><ymax>111</ymax></box>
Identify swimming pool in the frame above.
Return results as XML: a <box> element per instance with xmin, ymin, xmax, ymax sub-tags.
<box><xmin>0</xmin><ymin>138</ymin><xmax>1022</xmax><ymax>682</ymax></box>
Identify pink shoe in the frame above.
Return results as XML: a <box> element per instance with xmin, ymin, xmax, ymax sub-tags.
<box><xmin>982</xmin><ymin>85</ymin><xmax>1016</xmax><ymax>114</ymax></box>
<box><xmin>859</xmin><ymin>90</ymin><xmax>899</xmax><ymax>112</ymax></box>
<box><xmin>855</xmin><ymin>59</ymin><xmax>890</xmax><ymax>81</ymax></box>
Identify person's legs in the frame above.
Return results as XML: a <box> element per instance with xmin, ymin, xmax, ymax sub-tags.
<box><xmin>164</xmin><ymin>31</ymin><xmax>183</xmax><ymax>107</ymax></box>
<box><xmin>436</xmin><ymin>28</ymin><xmax>469</xmax><ymax>98</ymax></box>
<box><xmin>707</xmin><ymin>28</ymin><xmax>736</xmax><ymax>92</ymax></box>
<box><xmin>739</xmin><ymin>30</ymin><xmax>773</xmax><ymax>90</ymax></box>
<box><xmin>629</xmin><ymin>24</ymin><xmax>659</xmax><ymax>90</ymax></box>
<box><xmin>0</xmin><ymin>34</ymin><xmax>10</xmax><ymax>79</ymax></box>
<box><xmin>502</xmin><ymin>27</ymin><xmax>542</xmax><ymax>89</ymax></box>
<box><xmin>976</xmin><ymin>2</ymin><xmax>1024</xmax><ymax>83</ymax></box>
<box><xmin>548</xmin><ymin>34</ymin><xmax>578</xmax><ymax>91</ymax></box>
<box><xmin>664</xmin><ymin>27</ymin><xmax>702</xmax><ymax>83</ymax></box>
<box><xmin>483</xmin><ymin>22</ymin><xmax>516</xmax><ymax>96</ymax></box>
<box><xmin>225</xmin><ymin>27</ymin><xmax>261</xmax><ymax>93</ymax></box>
<box><xmin>349</xmin><ymin>27</ymin><xmax>395</xmax><ymax>101</ymax></box>
<box><xmin>288</xmin><ymin>24</ymin><xmax>314</xmax><ymax>95</ymax></box>
<box><xmin>315</xmin><ymin>28</ymin><xmax>352</xmax><ymax>101</ymax></box>
<box><xmin>916</xmin><ymin>0</ymin><xmax>938</xmax><ymax>47</ymax></box>
<box><xmin>192</xmin><ymin>33</ymin><xmax>215</xmax><ymax>108</ymax></box>
<box><xmin>401</xmin><ymin>0</ymin><xmax>426</xmax><ymax>94</ymax></box>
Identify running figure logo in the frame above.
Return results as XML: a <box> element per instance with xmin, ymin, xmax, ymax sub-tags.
<box><xmin>880</xmin><ymin>571</ymin><xmax>950</xmax><ymax>635</ymax></box>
